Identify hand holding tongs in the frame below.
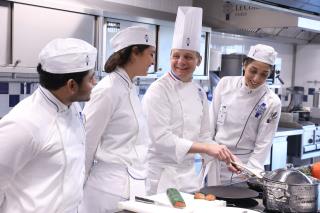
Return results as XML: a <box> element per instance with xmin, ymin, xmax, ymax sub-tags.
<box><xmin>230</xmin><ymin>161</ymin><xmax>263</xmax><ymax>179</ymax></box>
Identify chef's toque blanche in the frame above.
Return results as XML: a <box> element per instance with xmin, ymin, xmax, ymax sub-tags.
<box><xmin>247</xmin><ymin>44</ymin><xmax>277</xmax><ymax>66</ymax></box>
<box><xmin>171</xmin><ymin>7</ymin><xmax>203</xmax><ymax>53</ymax></box>
<box><xmin>110</xmin><ymin>26</ymin><xmax>156</xmax><ymax>52</ymax></box>
<box><xmin>39</xmin><ymin>38</ymin><xmax>97</xmax><ymax>74</ymax></box>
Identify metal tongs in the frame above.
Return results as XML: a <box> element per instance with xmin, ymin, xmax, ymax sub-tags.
<box><xmin>230</xmin><ymin>161</ymin><xmax>263</xmax><ymax>179</ymax></box>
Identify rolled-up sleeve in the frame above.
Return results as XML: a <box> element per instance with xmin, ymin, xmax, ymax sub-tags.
<box><xmin>142</xmin><ymin>84</ymin><xmax>193</xmax><ymax>164</ymax></box>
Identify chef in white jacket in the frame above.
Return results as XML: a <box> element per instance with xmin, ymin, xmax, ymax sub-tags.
<box><xmin>79</xmin><ymin>26</ymin><xmax>156</xmax><ymax>213</ymax></box>
<box><xmin>142</xmin><ymin>7</ymin><xmax>238</xmax><ymax>195</ymax></box>
<box><xmin>207</xmin><ymin>44</ymin><xmax>281</xmax><ymax>184</ymax></box>
<box><xmin>0</xmin><ymin>38</ymin><xmax>97</xmax><ymax>213</ymax></box>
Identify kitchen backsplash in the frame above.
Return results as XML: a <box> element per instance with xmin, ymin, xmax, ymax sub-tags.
<box><xmin>0</xmin><ymin>82</ymin><xmax>38</xmax><ymax>117</ymax></box>
<box><xmin>272</xmin><ymin>86</ymin><xmax>320</xmax><ymax>109</ymax></box>
<box><xmin>1</xmin><ymin>79</ymin><xmax>319</xmax><ymax>118</ymax></box>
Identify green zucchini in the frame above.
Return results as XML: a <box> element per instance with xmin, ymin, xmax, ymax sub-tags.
<box><xmin>166</xmin><ymin>188</ymin><xmax>186</xmax><ymax>208</ymax></box>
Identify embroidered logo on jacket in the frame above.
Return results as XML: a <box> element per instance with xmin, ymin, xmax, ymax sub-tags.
<box><xmin>255</xmin><ymin>102</ymin><xmax>266</xmax><ymax>118</ymax></box>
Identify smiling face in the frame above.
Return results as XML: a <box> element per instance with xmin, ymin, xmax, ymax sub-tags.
<box><xmin>170</xmin><ymin>49</ymin><xmax>202</xmax><ymax>82</ymax></box>
<box><xmin>126</xmin><ymin>46</ymin><xmax>156</xmax><ymax>79</ymax></box>
<box><xmin>134</xmin><ymin>46</ymin><xmax>156</xmax><ymax>76</ymax></box>
<box><xmin>243</xmin><ymin>59</ymin><xmax>272</xmax><ymax>89</ymax></box>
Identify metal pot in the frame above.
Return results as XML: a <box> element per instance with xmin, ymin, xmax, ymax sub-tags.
<box><xmin>247</xmin><ymin>177</ymin><xmax>264</xmax><ymax>192</ymax></box>
<box><xmin>262</xmin><ymin>168</ymin><xmax>319</xmax><ymax>212</ymax></box>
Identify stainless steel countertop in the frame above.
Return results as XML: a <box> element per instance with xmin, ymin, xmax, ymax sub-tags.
<box><xmin>275</xmin><ymin>127</ymin><xmax>304</xmax><ymax>137</ymax></box>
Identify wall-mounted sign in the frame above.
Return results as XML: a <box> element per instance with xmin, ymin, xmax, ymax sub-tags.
<box><xmin>107</xmin><ymin>21</ymin><xmax>120</xmax><ymax>33</ymax></box>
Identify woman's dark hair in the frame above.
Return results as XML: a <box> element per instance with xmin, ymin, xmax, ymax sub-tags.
<box><xmin>37</xmin><ymin>63</ymin><xmax>89</xmax><ymax>90</ymax></box>
<box><xmin>242</xmin><ymin>57</ymin><xmax>274</xmax><ymax>75</ymax></box>
<box><xmin>104</xmin><ymin>44</ymin><xmax>150</xmax><ymax>73</ymax></box>
<box><xmin>243</xmin><ymin>57</ymin><xmax>255</xmax><ymax>67</ymax></box>
<box><xmin>243</xmin><ymin>57</ymin><xmax>274</xmax><ymax>69</ymax></box>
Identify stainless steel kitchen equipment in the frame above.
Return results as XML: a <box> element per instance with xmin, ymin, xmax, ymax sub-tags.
<box><xmin>219</xmin><ymin>54</ymin><xmax>246</xmax><ymax>78</ymax></box>
<box><xmin>286</xmin><ymin>86</ymin><xmax>311</xmax><ymax>122</ymax></box>
<box><xmin>311</xmin><ymin>107</ymin><xmax>320</xmax><ymax>120</ymax></box>
<box><xmin>280</xmin><ymin>87</ymin><xmax>320</xmax><ymax>160</ymax></box>
<box><xmin>287</xmin><ymin>86</ymin><xmax>305</xmax><ymax>113</ymax></box>
<box><xmin>314</xmin><ymin>89</ymin><xmax>320</xmax><ymax>108</ymax></box>
<box><xmin>262</xmin><ymin>168</ymin><xmax>319</xmax><ymax>212</ymax></box>
<box><xmin>287</xmin><ymin>122</ymin><xmax>320</xmax><ymax>160</ymax></box>
<box><xmin>310</xmin><ymin>91</ymin><xmax>320</xmax><ymax>128</ymax></box>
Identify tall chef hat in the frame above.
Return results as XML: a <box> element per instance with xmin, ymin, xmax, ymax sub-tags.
<box><xmin>110</xmin><ymin>26</ymin><xmax>156</xmax><ymax>52</ymax></box>
<box><xmin>247</xmin><ymin>44</ymin><xmax>277</xmax><ymax>66</ymax></box>
<box><xmin>172</xmin><ymin>6</ymin><xmax>203</xmax><ymax>52</ymax></box>
<box><xmin>39</xmin><ymin>38</ymin><xmax>97</xmax><ymax>74</ymax></box>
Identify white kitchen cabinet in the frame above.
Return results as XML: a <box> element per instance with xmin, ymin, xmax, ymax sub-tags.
<box><xmin>12</xmin><ymin>3</ymin><xmax>95</xmax><ymax>71</ymax></box>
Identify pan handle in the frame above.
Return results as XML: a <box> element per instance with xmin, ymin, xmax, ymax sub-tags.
<box><xmin>230</xmin><ymin>161</ymin><xmax>264</xmax><ymax>179</ymax></box>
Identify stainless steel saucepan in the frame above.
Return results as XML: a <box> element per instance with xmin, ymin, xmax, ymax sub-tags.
<box><xmin>231</xmin><ymin>162</ymin><xmax>319</xmax><ymax>212</ymax></box>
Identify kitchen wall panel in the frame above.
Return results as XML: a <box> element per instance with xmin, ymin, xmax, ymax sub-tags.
<box><xmin>0</xmin><ymin>1</ymin><xmax>11</xmax><ymax>66</ymax></box>
<box><xmin>12</xmin><ymin>3</ymin><xmax>95</xmax><ymax>70</ymax></box>
<box><xmin>295</xmin><ymin>44</ymin><xmax>320</xmax><ymax>107</ymax></box>
<box><xmin>295</xmin><ymin>44</ymin><xmax>320</xmax><ymax>87</ymax></box>
<box><xmin>102</xmin><ymin>0</ymin><xmax>192</xmax><ymax>13</ymax></box>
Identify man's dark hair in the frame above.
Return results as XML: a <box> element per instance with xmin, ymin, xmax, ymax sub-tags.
<box><xmin>37</xmin><ymin>63</ymin><xmax>89</xmax><ymax>90</ymax></box>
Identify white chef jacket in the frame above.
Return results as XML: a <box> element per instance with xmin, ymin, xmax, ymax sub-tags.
<box><xmin>83</xmin><ymin>67</ymin><xmax>150</xmax><ymax>198</ymax></box>
<box><xmin>0</xmin><ymin>86</ymin><xmax>85</xmax><ymax>213</ymax></box>
<box><xmin>142</xmin><ymin>71</ymin><xmax>220</xmax><ymax>194</ymax></box>
<box><xmin>208</xmin><ymin>76</ymin><xmax>281</xmax><ymax>182</ymax></box>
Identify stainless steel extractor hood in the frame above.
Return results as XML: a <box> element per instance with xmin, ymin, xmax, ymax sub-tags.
<box><xmin>251</xmin><ymin>0</ymin><xmax>320</xmax><ymax>16</ymax></box>
<box><xmin>194</xmin><ymin>0</ymin><xmax>320</xmax><ymax>44</ymax></box>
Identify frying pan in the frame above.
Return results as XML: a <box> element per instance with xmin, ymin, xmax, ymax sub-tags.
<box><xmin>199</xmin><ymin>185</ymin><xmax>259</xmax><ymax>199</ymax></box>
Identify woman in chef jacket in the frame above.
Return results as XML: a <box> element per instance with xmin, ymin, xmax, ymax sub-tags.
<box><xmin>79</xmin><ymin>26</ymin><xmax>156</xmax><ymax>213</ymax></box>
<box><xmin>142</xmin><ymin>7</ymin><xmax>238</xmax><ymax>195</ymax></box>
<box><xmin>207</xmin><ymin>44</ymin><xmax>282</xmax><ymax>184</ymax></box>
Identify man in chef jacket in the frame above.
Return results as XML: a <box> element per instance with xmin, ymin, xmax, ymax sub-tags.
<box><xmin>142</xmin><ymin>6</ymin><xmax>238</xmax><ymax>195</ymax></box>
<box><xmin>0</xmin><ymin>38</ymin><xmax>97</xmax><ymax>213</ymax></box>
